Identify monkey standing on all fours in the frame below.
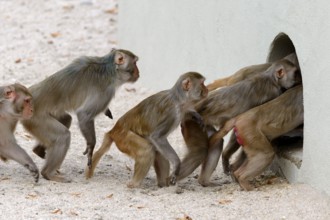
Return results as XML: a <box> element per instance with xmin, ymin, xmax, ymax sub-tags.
<box><xmin>22</xmin><ymin>49</ymin><xmax>140</xmax><ymax>183</ymax></box>
<box><xmin>0</xmin><ymin>83</ymin><xmax>39</xmax><ymax>182</ymax></box>
<box><xmin>85</xmin><ymin>72</ymin><xmax>208</xmax><ymax>188</ymax></box>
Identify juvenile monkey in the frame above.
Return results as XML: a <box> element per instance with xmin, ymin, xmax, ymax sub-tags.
<box><xmin>217</xmin><ymin>85</ymin><xmax>303</xmax><ymax>190</ymax></box>
<box><xmin>86</xmin><ymin>72</ymin><xmax>208</xmax><ymax>188</ymax></box>
<box><xmin>0</xmin><ymin>83</ymin><xmax>39</xmax><ymax>182</ymax></box>
<box><xmin>207</xmin><ymin>53</ymin><xmax>299</xmax><ymax>91</ymax></box>
<box><xmin>178</xmin><ymin>59</ymin><xmax>300</xmax><ymax>186</ymax></box>
<box><xmin>22</xmin><ymin>49</ymin><xmax>139</xmax><ymax>182</ymax></box>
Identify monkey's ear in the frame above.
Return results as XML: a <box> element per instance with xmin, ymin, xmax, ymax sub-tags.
<box><xmin>115</xmin><ymin>52</ymin><xmax>125</xmax><ymax>65</ymax></box>
<box><xmin>276</xmin><ymin>67</ymin><xmax>286</xmax><ymax>79</ymax></box>
<box><xmin>4</xmin><ymin>87</ymin><xmax>15</xmax><ymax>99</ymax></box>
<box><xmin>182</xmin><ymin>78</ymin><xmax>192</xmax><ymax>91</ymax></box>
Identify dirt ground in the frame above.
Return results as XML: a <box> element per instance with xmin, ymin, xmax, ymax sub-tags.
<box><xmin>0</xmin><ymin>0</ymin><xmax>330</xmax><ymax>219</ymax></box>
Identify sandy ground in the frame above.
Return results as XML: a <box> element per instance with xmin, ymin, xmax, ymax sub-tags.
<box><xmin>0</xmin><ymin>0</ymin><xmax>330</xmax><ymax>219</ymax></box>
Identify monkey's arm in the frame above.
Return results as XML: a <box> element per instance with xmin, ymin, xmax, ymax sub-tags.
<box><xmin>184</xmin><ymin>110</ymin><xmax>205</xmax><ymax>130</ymax></box>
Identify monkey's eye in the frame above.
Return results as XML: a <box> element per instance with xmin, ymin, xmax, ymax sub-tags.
<box><xmin>6</xmin><ymin>91</ymin><xmax>12</xmax><ymax>96</ymax></box>
<box><xmin>24</xmin><ymin>99</ymin><xmax>31</xmax><ymax>104</ymax></box>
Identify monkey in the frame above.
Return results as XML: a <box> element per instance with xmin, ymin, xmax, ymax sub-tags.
<box><xmin>177</xmin><ymin>59</ymin><xmax>300</xmax><ymax>186</ymax></box>
<box><xmin>206</xmin><ymin>52</ymin><xmax>299</xmax><ymax>91</ymax></box>
<box><xmin>205</xmin><ymin>52</ymin><xmax>302</xmax><ymax>175</ymax></box>
<box><xmin>22</xmin><ymin>49</ymin><xmax>139</xmax><ymax>182</ymax></box>
<box><xmin>0</xmin><ymin>83</ymin><xmax>39</xmax><ymax>182</ymax></box>
<box><xmin>85</xmin><ymin>72</ymin><xmax>208</xmax><ymax>188</ymax></box>
<box><xmin>216</xmin><ymin>85</ymin><xmax>303</xmax><ymax>190</ymax></box>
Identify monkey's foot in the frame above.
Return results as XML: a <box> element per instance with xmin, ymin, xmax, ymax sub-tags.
<box><xmin>84</xmin><ymin>166</ymin><xmax>94</xmax><ymax>179</ymax></box>
<box><xmin>238</xmin><ymin>179</ymin><xmax>254</xmax><ymax>191</ymax></box>
<box><xmin>127</xmin><ymin>181</ymin><xmax>140</xmax><ymax>188</ymax></box>
<box><xmin>42</xmin><ymin>172</ymin><xmax>71</xmax><ymax>183</ymax></box>
<box><xmin>230</xmin><ymin>172</ymin><xmax>239</xmax><ymax>183</ymax></box>
<box><xmin>25</xmin><ymin>164</ymin><xmax>39</xmax><ymax>183</ymax></box>
<box><xmin>198</xmin><ymin>178</ymin><xmax>218</xmax><ymax>187</ymax></box>
<box><xmin>31</xmin><ymin>171</ymin><xmax>40</xmax><ymax>183</ymax></box>
<box><xmin>157</xmin><ymin>180</ymin><xmax>169</xmax><ymax>188</ymax></box>
<box><xmin>166</xmin><ymin>175</ymin><xmax>177</xmax><ymax>186</ymax></box>
<box><xmin>222</xmin><ymin>161</ymin><xmax>231</xmax><ymax>175</ymax></box>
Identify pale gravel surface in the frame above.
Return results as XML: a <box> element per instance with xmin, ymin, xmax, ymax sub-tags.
<box><xmin>0</xmin><ymin>0</ymin><xmax>330</xmax><ymax>219</ymax></box>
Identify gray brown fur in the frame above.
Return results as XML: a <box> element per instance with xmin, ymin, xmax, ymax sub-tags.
<box><xmin>22</xmin><ymin>49</ymin><xmax>139</xmax><ymax>182</ymax></box>
<box><xmin>85</xmin><ymin>72</ymin><xmax>208</xmax><ymax>188</ymax></box>
<box><xmin>0</xmin><ymin>83</ymin><xmax>39</xmax><ymax>182</ymax></box>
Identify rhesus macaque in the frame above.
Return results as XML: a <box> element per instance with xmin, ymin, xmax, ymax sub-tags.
<box><xmin>217</xmin><ymin>85</ymin><xmax>303</xmax><ymax>190</ymax></box>
<box><xmin>178</xmin><ymin>59</ymin><xmax>300</xmax><ymax>186</ymax></box>
<box><xmin>22</xmin><ymin>49</ymin><xmax>139</xmax><ymax>182</ymax></box>
<box><xmin>206</xmin><ymin>52</ymin><xmax>299</xmax><ymax>91</ymax></box>
<box><xmin>206</xmin><ymin>52</ymin><xmax>302</xmax><ymax>175</ymax></box>
<box><xmin>0</xmin><ymin>83</ymin><xmax>39</xmax><ymax>182</ymax></box>
<box><xmin>85</xmin><ymin>72</ymin><xmax>208</xmax><ymax>188</ymax></box>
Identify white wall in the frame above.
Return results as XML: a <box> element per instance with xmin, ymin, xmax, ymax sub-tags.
<box><xmin>119</xmin><ymin>0</ymin><xmax>330</xmax><ymax>195</ymax></box>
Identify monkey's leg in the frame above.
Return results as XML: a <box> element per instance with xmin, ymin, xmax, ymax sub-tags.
<box><xmin>1</xmin><ymin>143</ymin><xmax>39</xmax><ymax>183</ymax></box>
<box><xmin>85</xmin><ymin>131</ymin><xmax>113</xmax><ymax>179</ymax></box>
<box><xmin>116</xmin><ymin>131</ymin><xmax>155</xmax><ymax>188</ymax></box>
<box><xmin>77</xmin><ymin>111</ymin><xmax>96</xmax><ymax>168</ymax></box>
<box><xmin>229</xmin><ymin>150</ymin><xmax>246</xmax><ymax>182</ymax></box>
<box><xmin>154</xmin><ymin>151</ymin><xmax>170</xmax><ymax>187</ymax></box>
<box><xmin>222</xmin><ymin>132</ymin><xmax>241</xmax><ymax>175</ymax></box>
<box><xmin>178</xmin><ymin>120</ymin><xmax>211</xmax><ymax>181</ymax></box>
<box><xmin>198</xmin><ymin>138</ymin><xmax>224</xmax><ymax>186</ymax></box>
<box><xmin>149</xmin><ymin>137</ymin><xmax>180</xmax><ymax>186</ymax></box>
<box><xmin>230</xmin><ymin>149</ymin><xmax>246</xmax><ymax>173</ymax></box>
<box><xmin>30</xmin><ymin>116</ymin><xmax>71</xmax><ymax>182</ymax></box>
<box><xmin>235</xmin><ymin>139</ymin><xmax>275</xmax><ymax>191</ymax></box>
<box><xmin>177</xmin><ymin>146</ymin><xmax>207</xmax><ymax>181</ymax></box>
<box><xmin>33</xmin><ymin>113</ymin><xmax>72</xmax><ymax>159</ymax></box>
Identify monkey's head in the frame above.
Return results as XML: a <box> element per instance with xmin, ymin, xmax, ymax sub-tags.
<box><xmin>114</xmin><ymin>49</ymin><xmax>140</xmax><ymax>83</ymax></box>
<box><xmin>12</xmin><ymin>83</ymin><xmax>34</xmax><ymax>119</ymax></box>
<box><xmin>274</xmin><ymin>60</ymin><xmax>299</xmax><ymax>89</ymax></box>
<box><xmin>181</xmin><ymin>72</ymin><xmax>208</xmax><ymax>102</ymax></box>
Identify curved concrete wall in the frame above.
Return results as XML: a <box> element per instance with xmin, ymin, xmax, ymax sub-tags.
<box><xmin>119</xmin><ymin>0</ymin><xmax>330</xmax><ymax>195</ymax></box>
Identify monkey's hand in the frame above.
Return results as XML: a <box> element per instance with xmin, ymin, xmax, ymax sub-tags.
<box><xmin>189</xmin><ymin>111</ymin><xmax>205</xmax><ymax>130</ymax></box>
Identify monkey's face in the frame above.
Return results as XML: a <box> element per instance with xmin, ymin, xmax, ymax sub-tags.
<box><xmin>189</xmin><ymin>79</ymin><xmax>208</xmax><ymax>102</ymax></box>
<box><xmin>116</xmin><ymin>53</ymin><xmax>139</xmax><ymax>83</ymax></box>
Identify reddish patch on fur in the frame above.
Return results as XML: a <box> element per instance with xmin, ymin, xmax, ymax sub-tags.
<box><xmin>234</xmin><ymin>126</ymin><xmax>244</xmax><ymax>146</ymax></box>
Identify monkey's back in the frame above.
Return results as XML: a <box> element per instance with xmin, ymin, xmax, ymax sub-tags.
<box><xmin>197</xmin><ymin>75</ymin><xmax>281</xmax><ymax>126</ymax></box>
<box><xmin>236</xmin><ymin>85</ymin><xmax>303</xmax><ymax>140</ymax></box>
<box><xmin>113</xmin><ymin>90</ymin><xmax>180</xmax><ymax>138</ymax></box>
<box><xmin>29</xmin><ymin>55</ymin><xmax>116</xmax><ymax>115</ymax></box>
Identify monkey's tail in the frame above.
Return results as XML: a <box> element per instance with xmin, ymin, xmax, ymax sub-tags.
<box><xmin>85</xmin><ymin>131</ymin><xmax>113</xmax><ymax>179</ymax></box>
